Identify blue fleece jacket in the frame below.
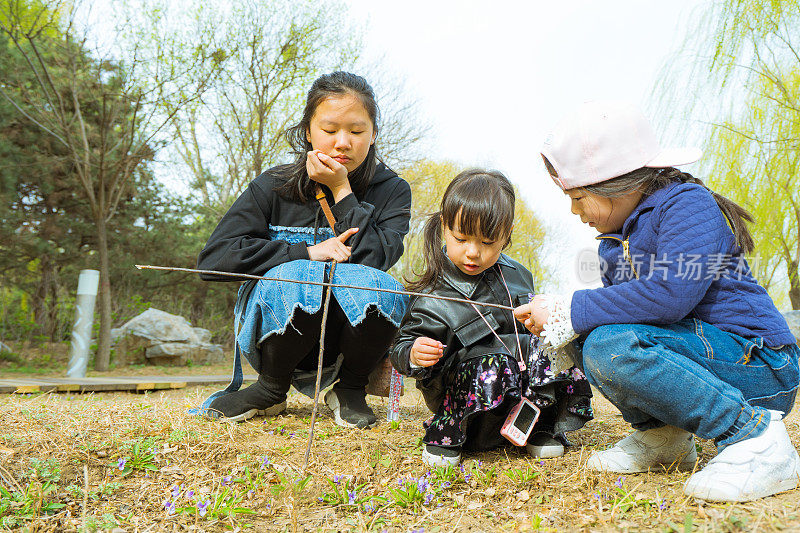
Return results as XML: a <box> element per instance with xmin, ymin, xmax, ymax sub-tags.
<box><xmin>570</xmin><ymin>181</ymin><xmax>795</xmax><ymax>347</ymax></box>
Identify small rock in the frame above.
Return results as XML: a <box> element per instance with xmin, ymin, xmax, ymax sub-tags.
<box><xmin>484</xmin><ymin>487</ymin><xmax>496</xmax><ymax>498</ymax></box>
<box><xmin>516</xmin><ymin>490</ymin><xmax>530</xmax><ymax>502</ymax></box>
<box><xmin>96</xmin><ymin>450</ymin><xmax>107</xmax><ymax>458</ymax></box>
<box><xmin>467</xmin><ymin>502</ymin><xmax>482</xmax><ymax>510</ymax></box>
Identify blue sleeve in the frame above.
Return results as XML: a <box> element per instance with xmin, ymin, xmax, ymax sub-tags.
<box><xmin>571</xmin><ymin>187</ymin><xmax>730</xmax><ymax>333</ymax></box>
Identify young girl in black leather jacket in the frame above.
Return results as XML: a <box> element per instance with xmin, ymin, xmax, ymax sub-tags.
<box><xmin>390</xmin><ymin>169</ymin><xmax>592</xmax><ymax>467</ymax></box>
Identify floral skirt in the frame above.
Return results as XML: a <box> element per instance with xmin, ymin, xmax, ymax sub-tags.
<box><xmin>423</xmin><ymin>346</ymin><xmax>593</xmax><ymax>451</ymax></box>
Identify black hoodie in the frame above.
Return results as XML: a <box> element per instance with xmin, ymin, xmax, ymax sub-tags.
<box><xmin>197</xmin><ymin>162</ymin><xmax>411</xmax><ymax>280</ymax></box>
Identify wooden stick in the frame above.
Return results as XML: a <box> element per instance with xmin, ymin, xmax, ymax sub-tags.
<box><xmin>304</xmin><ymin>260</ymin><xmax>336</xmax><ymax>471</ymax></box>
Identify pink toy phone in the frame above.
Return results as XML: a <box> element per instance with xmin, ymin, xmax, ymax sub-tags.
<box><xmin>500</xmin><ymin>398</ymin><xmax>541</xmax><ymax>446</ymax></box>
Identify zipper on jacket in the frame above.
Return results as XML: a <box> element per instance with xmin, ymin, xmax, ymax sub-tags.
<box><xmin>622</xmin><ymin>238</ymin><xmax>639</xmax><ymax>279</ymax></box>
<box><xmin>597</xmin><ymin>234</ymin><xmax>639</xmax><ymax>280</ymax></box>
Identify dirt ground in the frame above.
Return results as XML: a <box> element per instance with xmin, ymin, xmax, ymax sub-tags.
<box><xmin>1</xmin><ymin>368</ymin><xmax>800</xmax><ymax>532</ymax></box>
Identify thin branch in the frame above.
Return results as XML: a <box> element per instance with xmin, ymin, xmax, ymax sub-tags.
<box><xmin>0</xmin><ymin>87</ymin><xmax>69</xmax><ymax>147</ymax></box>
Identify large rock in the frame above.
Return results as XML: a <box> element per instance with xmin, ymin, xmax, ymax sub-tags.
<box><xmin>145</xmin><ymin>343</ymin><xmax>224</xmax><ymax>366</ymax></box>
<box><xmin>112</xmin><ymin>308</ymin><xmax>223</xmax><ymax>366</ymax></box>
<box><xmin>783</xmin><ymin>311</ymin><xmax>800</xmax><ymax>343</ymax></box>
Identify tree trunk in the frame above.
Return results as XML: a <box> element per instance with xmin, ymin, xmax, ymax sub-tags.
<box><xmin>33</xmin><ymin>257</ymin><xmax>57</xmax><ymax>339</ymax></box>
<box><xmin>94</xmin><ymin>214</ymin><xmax>113</xmax><ymax>371</ymax></box>
<box><xmin>789</xmin><ymin>259</ymin><xmax>800</xmax><ymax>310</ymax></box>
<box><xmin>47</xmin><ymin>266</ymin><xmax>60</xmax><ymax>341</ymax></box>
<box><xmin>189</xmin><ymin>282</ymin><xmax>208</xmax><ymax>326</ymax></box>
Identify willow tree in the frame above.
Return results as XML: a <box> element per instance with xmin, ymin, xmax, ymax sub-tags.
<box><xmin>659</xmin><ymin>1</ymin><xmax>800</xmax><ymax>309</ymax></box>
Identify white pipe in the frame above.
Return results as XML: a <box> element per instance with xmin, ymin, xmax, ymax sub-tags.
<box><xmin>66</xmin><ymin>270</ymin><xmax>99</xmax><ymax>377</ymax></box>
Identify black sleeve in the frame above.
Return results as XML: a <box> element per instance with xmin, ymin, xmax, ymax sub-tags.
<box><xmin>196</xmin><ymin>180</ymin><xmax>309</xmax><ymax>281</ymax></box>
<box><xmin>330</xmin><ymin>179</ymin><xmax>412</xmax><ymax>271</ymax></box>
<box><xmin>389</xmin><ymin>297</ymin><xmax>456</xmax><ymax>379</ymax></box>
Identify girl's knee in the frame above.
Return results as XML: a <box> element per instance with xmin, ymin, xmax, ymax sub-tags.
<box><xmin>582</xmin><ymin>325</ymin><xmax>645</xmax><ymax>383</ymax></box>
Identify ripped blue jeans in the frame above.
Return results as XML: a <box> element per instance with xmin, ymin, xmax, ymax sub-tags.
<box><xmin>576</xmin><ymin>319</ymin><xmax>800</xmax><ymax>448</ymax></box>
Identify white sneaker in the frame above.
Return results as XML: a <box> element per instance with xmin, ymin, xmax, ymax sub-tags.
<box><xmin>587</xmin><ymin>425</ymin><xmax>697</xmax><ymax>473</ymax></box>
<box><xmin>684</xmin><ymin>410</ymin><xmax>800</xmax><ymax>502</ymax></box>
<box><xmin>422</xmin><ymin>445</ymin><xmax>461</xmax><ymax>468</ymax></box>
<box><xmin>526</xmin><ymin>434</ymin><xmax>565</xmax><ymax>458</ymax></box>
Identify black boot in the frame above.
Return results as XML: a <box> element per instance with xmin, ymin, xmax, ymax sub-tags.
<box><xmin>207</xmin><ymin>374</ymin><xmax>289</xmax><ymax>423</ymax></box>
<box><xmin>324</xmin><ymin>385</ymin><xmax>377</xmax><ymax>429</ymax></box>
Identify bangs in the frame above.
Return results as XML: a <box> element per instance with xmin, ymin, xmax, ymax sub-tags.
<box><xmin>441</xmin><ymin>171</ymin><xmax>514</xmax><ymax>241</ymax></box>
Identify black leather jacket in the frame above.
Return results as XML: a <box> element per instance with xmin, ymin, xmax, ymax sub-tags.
<box><xmin>390</xmin><ymin>253</ymin><xmax>535</xmax><ymax>381</ymax></box>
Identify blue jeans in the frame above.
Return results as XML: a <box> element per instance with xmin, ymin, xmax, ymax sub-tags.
<box><xmin>577</xmin><ymin>319</ymin><xmax>799</xmax><ymax>448</ymax></box>
<box><xmin>192</xmin><ymin>257</ymin><xmax>408</xmax><ymax>414</ymax></box>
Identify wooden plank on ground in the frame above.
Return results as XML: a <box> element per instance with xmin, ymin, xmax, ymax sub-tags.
<box><xmin>0</xmin><ymin>374</ymin><xmax>256</xmax><ymax>394</ymax></box>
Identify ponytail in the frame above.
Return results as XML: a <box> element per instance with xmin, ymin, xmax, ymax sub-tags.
<box><xmin>405</xmin><ymin>212</ymin><xmax>448</xmax><ymax>293</ymax></box>
<box><xmin>584</xmin><ymin>167</ymin><xmax>755</xmax><ymax>254</ymax></box>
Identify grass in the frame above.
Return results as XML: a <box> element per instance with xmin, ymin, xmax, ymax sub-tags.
<box><xmin>0</xmin><ymin>383</ymin><xmax>799</xmax><ymax>531</ymax></box>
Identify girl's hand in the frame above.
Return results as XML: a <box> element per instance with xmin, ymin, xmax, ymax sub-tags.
<box><xmin>410</xmin><ymin>337</ymin><xmax>445</xmax><ymax>367</ymax></box>
<box><xmin>307</xmin><ymin>227</ymin><xmax>359</xmax><ymax>262</ymax></box>
<box><xmin>513</xmin><ymin>295</ymin><xmax>551</xmax><ymax>336</ymax></box>
<box><xmin>306</xmin><ymin>150</ymin><xmax>352</xmax><ymax>201</ymax></box>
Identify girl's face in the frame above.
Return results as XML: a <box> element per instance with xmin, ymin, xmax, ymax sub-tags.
<box><xmin>565</xmin><ymin>188</ymin><xmax>643</xmax><ymax>234</ymax></box>
<box><xmin>306</xmin><ymin>93</ymin><xmax>375</xmax><ymax>174</ymax></box>
<box><xmin>443</xmin><ymin>217</ymin><xmax>509</xmax><ymax>276</ymax></box>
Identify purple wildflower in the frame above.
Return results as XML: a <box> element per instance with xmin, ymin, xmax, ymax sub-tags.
<box><xmin>347</xmin><ymin>490</ymin><xmax>357</xmax><ymax>505</ymax></box>
<box><xmin>416</xmin><ymin>477</ymin><xmax>429</xmax><ymax>493</ymax></box>
<box><xmin>170</xmin><ymin>485</ymin><xmax>181</xmax><ymax>499</ymax></box>
<box><xmin>262</xmin><ymin>455</ymin><xmax>270</xmax><ymax>468</ymax></box>
<box><xmin>333</xmin><ymin>474</ymin><xmax>343</xmax><ymax>484</ymax></box>
<box><xmin>117</xmin><ymin>458</ymin><xmax>126</xmax><ymax>471</ymax></box>
<box><xmin>614</xmin><ymin>476</ymin><xmax>625</xmax><ymax>488</ymax></box>
<box><xmin>440</xmin><ymin>481</ymin><xmax>451</xmax><ymax>489</ymax></box>
<box><xmin>424</xmin><ymin>492</ymin><xmax>434</xmax><ymax>506</ymax></box>
<box><xmin>163</xmin><ymin>500</ymin><xmax>176</xmax><ymax>515</ymax></box>
<box><xmin>186</xmin><ymin>490</ymin><xmax>195</xmax><ymax>500</ymax></box>
<box><xmin>222</xmin><ymin>475</ymin><xmax>232</xmax><ymax>486</ymax></box>
<box><xmin>197</xmin><ymin>499</ymin><xmax>211</xmax><ymax>517</ymax></box>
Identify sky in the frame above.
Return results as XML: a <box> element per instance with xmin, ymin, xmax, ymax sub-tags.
<box><xmin>344</xmin><ymin>0</ymin><xmax>706</xmax><ymax>291</ymax></box>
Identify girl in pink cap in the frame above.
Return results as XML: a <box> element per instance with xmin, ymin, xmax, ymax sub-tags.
<box><xmin>514</xmin><ymin>100</ymin><xmax>800</xmax><ymax>502</ymax></box>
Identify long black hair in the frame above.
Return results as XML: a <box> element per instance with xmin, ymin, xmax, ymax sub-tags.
<box><xmin>275</xmin><ymin>71</ymin><xmax>381</xmax><ymax>203</ymax></box>
<box><xmin>407</xmin><ymin>169</ymin><xmax>516</xmax><ymax>292</ymax></box>
<box><xmin>542</xmin><ymin>158</ymin><xmax>754</xmax><ymax>254</ymax></box>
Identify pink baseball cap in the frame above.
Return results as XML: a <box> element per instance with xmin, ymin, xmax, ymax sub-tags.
<box><xmin>541</xmin><ymin>100</ymin><xmax>702</xmax><ymax>190</ymax></box>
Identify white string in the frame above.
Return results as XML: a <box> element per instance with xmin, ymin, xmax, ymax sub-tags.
<box><xmin>466</xmin><ymin>266</ymin><xmax>527</xmax><ymax>370</ymax></box>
